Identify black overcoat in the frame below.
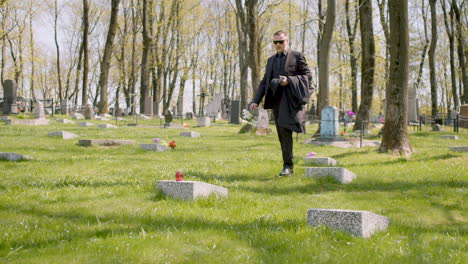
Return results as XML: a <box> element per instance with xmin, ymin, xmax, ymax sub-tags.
<box><xmin>252</xmin><ymin>50</ymin><xmax>312</xmax><ymax>133</ymax></box>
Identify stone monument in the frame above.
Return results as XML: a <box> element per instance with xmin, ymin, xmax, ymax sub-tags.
<box><xmin>33</xmin><ymin>100</ymin><xmax>46</xmax><ymax>119</ymax></box>
<box><xmin>144</xmin><ymin>96</ymin><xmax>153</xmax><ymax>116</ymax></box>
<box><xmin>60</xmin><ymin>99</ymin><xmax>69</xmax><ymax>115</ymax></box>
<box><xmin>255</xmin><ymin>107</ymin><xmax>272</xmax><ymax>135</ymax></box>
<box><xmin>320</xmin><ymin>106</ymin><xmax>339</xmax><ymax>138</ymax></box>
<box><xmin>2</xmin><ymin>80</ymin><xmax>18</xmax><ymax>114</ymax></box>
<box><xmin>163</xmin><ymin>109</ymin><xmax>173</xmax><ymax>128</ymax></box>
<box><xmin>229</xmin><ymin>100</ymin><xmax>240</xmax><ymax>124</ymax></box>
<box><xmin>84</xmin><ymin>104</ymin><xmax>94</xmax><ymax>120</ymax></box>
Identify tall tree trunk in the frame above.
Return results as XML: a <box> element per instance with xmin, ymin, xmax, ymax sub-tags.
<box><xmin>97</xmin><ymin>0</ymin><xmax>121</xmax><ymax>114</ymax></box>
<box><xmin>29</xmin><ymin>1</ymin><xmax>35</xmax><ymax>100</ymax></box>
<box><xmin>414</xmin><ymin>0</ymin><xmax>429</xmax><ymax>93</ymax></box>
<box><xmin>379</xmin><ymin>0</ymin><xmax>412</xmax><ymax>156</ymax></box>
<box><xmin>82</xmin><ymin>0</ymin><xmax>89</xmax><ymax>105</ymax></box>
<box><xmin>54</xmin><ymin>0</ymin><xmax>63</xmax><ymax>101</ymax></box>
<box><xmin>345</xmin><ymin>0</ymin><xmax>359</xmax><ymax>113</ymax></box>
<box><xmin>441</xmin><ymin>0</ymin><xmax>459</xmax><ymax>111</ymax></box>
<box><xmin>428</xmin><ymin>0</ymin><xmax>438</xmax><ymax>117</ymax></box>
<box><xmin>451</xmin><ymin>0</ymin><xmax>467</xmax><ymax>104</ymax></box>
<box><xmin>140</xmin><ymin>0</ymin><xmax>152</xmax><ymax>114</ymax></box>
<box><xmin>354</xmin><ymin>0</ymin><xmax>376</xmax><ymax>130</ymax></box>
<box><xmin>317</xmin><ymin>0</ymin><xmax>336</xmax><ymax>113</ymax></box>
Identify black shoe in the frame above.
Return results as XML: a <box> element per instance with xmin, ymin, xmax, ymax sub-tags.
<box><xmin>278</xmin><ymin>167</ymin><xmax>294</xmax><ymax>177</ymax></box>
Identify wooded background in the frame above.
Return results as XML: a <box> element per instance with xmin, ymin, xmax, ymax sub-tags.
<box><xmin>0</xmin><ymin>0</ymin><xmax>466</xmax><ymax>120</ymax></box>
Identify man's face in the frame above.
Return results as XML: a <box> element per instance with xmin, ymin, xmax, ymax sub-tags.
<box><xmin>272</xmin><ymin>34</ymin><xmax>288</xmax><ymax>53</ymax></box>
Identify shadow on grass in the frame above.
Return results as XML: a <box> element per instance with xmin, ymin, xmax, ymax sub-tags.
<box><xmin>235</xmin><ymin>179</ymin><xmax>467</xmax><ymax>196</ymax></box>
<box><xmin>345</xmin><ymin>153</ymin><xmax>462</xmax><ymax>168</ymax></box>
<box><xmin>0</xmin><ymin>202</ymin><xmax>305</xmax><ymax>261</ymax></box>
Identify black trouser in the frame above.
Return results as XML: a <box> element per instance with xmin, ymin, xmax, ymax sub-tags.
<box><xmin>273</xmin><ymin>108</ymin><xmax>293</xmax><ymax>168</ymax></box>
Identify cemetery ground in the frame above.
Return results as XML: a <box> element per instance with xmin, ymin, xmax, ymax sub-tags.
<box><xmin>0</xmin><ymin>116</ymin><xmax>467</xmax><ymax>264</ymax></box>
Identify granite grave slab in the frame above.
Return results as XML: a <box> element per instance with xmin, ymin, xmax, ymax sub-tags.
<box><xmin>179</xmin><ymin>131</ymin><xmax>200</xmax><ymax>138</ymax></box>
<box><xmin>307</xmin><ymin>209</ymin><xmax>390</xmax><ymax>238</ymax></box>
<box><xmin>79</xmin><ymin>139</ymin><xmax>136</xmax><ymax>146</ymax></box>
<box><xmin>157</xmin><ymin>180</ymin><xmax>228</xmax><ymax>200</ymax></box>
<box><xmin>449</xmin><ymin>146</ymin><xmax>468</xmax><ymax>152</ymax></box>
<box><xmin>0</xmin><ymin>152</ymin><xmax>32</xmax><ymax>161</ymax></box>
<box><xmin>48</xmin><ymin>131</ymin><xmax>79</xmax><ymax>140</ymax></box>
<box><xmin>304</xmin><ymin>157</ymin><xmax>337</xmax><ymax>166</ymax></box>
<box><xmin>306</xmin><ymin>167</ymin><xmax>356</xmax><ymax>183</ymax></box>
<box><xmin>440</xmin><ymin>135</ymin><xmax>458</xmax><ymax>140</ymax></box>
<box><xmin>140</xmin><ymin>143</ymin><xmax>171</xmax><ymax>152</ymax></box>
<box><xmin>98</xmin><ymin>124</ymin><xmax>118</xmax><ymax>129</ymax></box>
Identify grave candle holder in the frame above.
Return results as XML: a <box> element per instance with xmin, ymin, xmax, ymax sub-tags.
<box><xmin>175</xmin><ymin>171</ymin><xmax>184</xmax><ymax>181</ymax></box>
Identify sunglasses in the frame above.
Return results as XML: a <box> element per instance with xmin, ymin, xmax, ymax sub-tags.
<box><xmin>273</xmin><ymin>40</ymin><xmax>286</xmax><ymax>45</ymax></box>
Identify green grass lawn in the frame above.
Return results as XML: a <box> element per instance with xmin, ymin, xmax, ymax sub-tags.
<box><xmin>0</xmin><ymin>116</ymin><xmax>467</xmax><ymax>263</ymax></box>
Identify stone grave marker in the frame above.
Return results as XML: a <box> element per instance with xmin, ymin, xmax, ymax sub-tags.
<box><xmin>97</xmin><ymin>124</ymin><xmax>118</xmax><ymax>129</ymax></box>
<box><xmin>229</xmin><ymin>100</ymin><xmax>240</xmax><ymax>124</ymax></box>
<box><xmin>56</xmin><ymin>119</ymin><xmax>75</xmax><ymax>124</ymax></box>
<box><xmin>79</xmin><ymin>139</ymin><xmax>136</xmax><ymax>146</ymax></box>
<box><xmin>157</xmin><ymin>180</ymin><xmax>228</xmax><ymax>200</ymax></box>
<box><xmin>0</xmin><ymin>152</ymin><xmax>32</xmax><ymax>161</ymax></box>
<box><xmin>320</xmin><ymin>106</ymin><xmax>339</xmax><ymax>138</ymax></box>
<box><xmin>164</xmin><ymin>109</ymin><xmax>173</xmax><ymax>128</ymax></box>
<box><xmin>180</xmin><ymin>131</ymin><xmax>200</xmax><ymax>138</ymax></box>
<box><xmin>307</xmin><ymin>209</ymin><xmax>390</xmax><ymax>238</ymax></box>
<box><xmin>144</xmin><ymin>96</ymin><xmax>153</xmax><ymax>116</ymax></box>
<box><xmin>449</xmin><ymin>146</ymin><xmax>468</xmax><ymax>152</ymax></box>
<box><xmin>84</xmin><ymin>104</ymin><xmax>94</xmax><ymax>120</ymax></box>
<box><xmin>440</xmin><ymin>135</ymin><xmax>458</xmax><ymax>140</ymax></box>
<box><xmin>197</xmin><ymin>116</ymin><xmax>211</xmax><ymax>127</ymax></box>
<box><xmin>255</xmin><ymin>107</ymin><xmax>272</xmax><ymax>135</ymax></box>
<box><xmin>4</xmin><ymin>119</ymin><xmax>49</xmax><ymax>125</ymax></box>
<box><xmin>432</xmin><ymin>124</ymin><xmax>441</xmax><ymax>131</ymax></box>
<box><xmin>34</xmin><ymin>101</ymin><xmax>46</xmax><ymax>119</ymax></box>
<box><xmin>48</xmin><ymin>131</ymin><xmax>79</xmax><ymax>140</ymax></box>
<box><xmin>140</xmin><ymin>143</ymin><xmax>171</xmax><ymax>152</ymax></box>
<box><xmin>71</xmin><ymin>113</ymin><xmax>84</xmax><ymax>120</ymax></box>
<box><xmin>306</xmin><ymin>167</ymin><xmax>356</xmax><ymax>184</ymax></box>
<box><xmin>304</xmin><ymin>157</ymin><xmax>337</xmax><ymax>166</ymax></box>
<box><xmin>60</xmin><ymin>99</ymin><xmax>69</xmax><ymax>115</ymax></box>
<box><xmin>2</xmin><ymin>80</ymin><xmax>18</xmax><ymax>114</ymax></box>
<box><xmin>79</xmin><ymin>122</ymin><xmax>95</xmax><ymax>127</ymax></box>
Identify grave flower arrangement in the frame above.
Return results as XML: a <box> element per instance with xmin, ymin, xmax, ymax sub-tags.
<box><xmin>241</xmin><ymin>109</ymin><xmax>256</xmax><ymax>125</ymax></box>
<box><xmin>168</xmin><ymin>140</ymin><xmax>177</xmax><ymax>149</ymax></box>
<box><xmin>306</xmin><ymin>152</ymin><xmax>316</xmax><ymax>158</ymax></box>
<box><xmin>340</xmin><ymin>131</ymin><xmax>346</xmax><ymax>136</ymax></box>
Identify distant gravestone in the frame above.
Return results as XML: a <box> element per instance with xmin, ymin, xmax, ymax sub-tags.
<box><xmin>440</xmin><ymin>135</ymin><xmax>458</xmax><ymax>140</ymax></box>
<box><xmin>320</xmin><ymin>106</ymin><xmax>339</xmax><ymax>138</ymax></box>
<box><xmin>144</xmin><ymin>96</ymin><xmax>153</xmax><ymax>116</ymax></box>
<box><xmin>140</xmin><ymin>143</ymin><xmax>171</xmax><ymax>152</ymax></box>
<box><xmin>48</xmin><ymin>131</ymin><xmax>79</xmax><ymax>140</ymax></box>
<box><xmin>164</xmin><ymin>109</ymin><xmax>173</xmax><ymax>128</ymax></box>
<box><xmin>2</xmin><ymin>80</ymin><xmax>18</xmax><ymax>114</ymax></box>
<box><xmin>304</xmin><ymin>157</ymin><xmax>337</xmax><ymax>166</ymax></box>
<box><xmin>97</xmin><ymin>124</ymin><xmax>118</xmax><ymax>129</ymax></box>
<box><xmin>407</xmin><ymin>85</ymin><xmax>418</xmax><ymax>122</ymax></box>
<box><xmin>60</xmin><ymin>99</ymin><xmax>69</xmax><ymax>115</ymax></box>
<box><xmin>307</xmin><ymin>209</ymin><xmax>390</xmax><ymax>238</ymax></box>
<box><xmin>56</xmin><ymin>119</ymin><xmax>75</xmax><ymax>124</ymax></box>
<box><xmin>306</xmin><ymin>167</ymin><xmax>356</xmax><ymax>184</ymax></box>
<box><xmin>0</xmin><ymin>152</ymin><xmax>32</xmax><ymax>161</ymax></box>
<box><xmin>79</xmin><ymin>139</ymin><xmax>136</xmax><ymax>146</ymax></box>
<box><xmin>197</xmin><ymin>116</ymin><xmax>211</xmax><ymax>127</ymax></box>
<box><xmin>84</xmin><ymin>104</ymin><xmax>94</xmax><ymax>120</ymax></box>
<box><xmin>79</xmin><ymin>122</ymin><xmax>95</xmax><ymax>127</ymax></box>
<box><xmin>185</xmin><ymin>112</ymin><xmax>194</xmax><ymax>119</ymax></box>
<box><xmin>255</xmin><ymin>108</ymin><xmax>272</xmax><ymax>135</ymax></box>
<box><xmin>230</xmin><ymin>100</ymin><xmax>240</xmax><ymax>124</ymax></box>
<box><xmin>432</xmin><ymin>124</ymin><xmax>441</xmax><ymax>131</ymax></box>
<box><xmin>180</xmin><ymin>131</ymin><xmax>200</xmax><ymax>138</ymax></box>
<box><xmin>206</xmin><ymin>93</ymin><xmax>224</xmax><ymax>117</ymax></box>
<box><xmin>34</xmin><ymin>101</ymin><xmax>46</xmax><ymax>119</ymax></box>
<box><xmin>71</xmin><ymin>113</ymin><xmax>84</xmax><ymax>120</ymax></box>
<box><xmin>157</xmin><ymin>180</ymin><xmax>228</xmax><ymax>200</ymax></box>
<box><xmin>449</xmin><ymin>146</ymin><xmax>468</xmax><ymax>152</ymax></box>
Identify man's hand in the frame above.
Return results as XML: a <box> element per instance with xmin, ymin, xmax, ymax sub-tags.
<box><xmin>249</xmin><ymin>103</ymin><xmax>258</xmax><ymax>112</ymax></box>
<box><xmin>279</xmin><ymin>75</ymin><xmax>288</xmax><ymax>86</ymax></box>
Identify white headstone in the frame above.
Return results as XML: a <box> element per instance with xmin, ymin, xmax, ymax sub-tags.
<box><xmin>320</xmin><ymin>106</ymin><xmax>339</xmax><ymax>138</ymax></box>
<box><xmin>157</xmin><ymin>180</ymin><xmax>228</xmax><ymax>200</ymax></box>
<box><xmin>306</xmin><ymin>167</ymin><xmax>356</xmax><ymax>184</ymax></box>
<box><xmin>34</xmin><ymin>101</ymin><xmax>45</xmax><ymax>119</ymax></box>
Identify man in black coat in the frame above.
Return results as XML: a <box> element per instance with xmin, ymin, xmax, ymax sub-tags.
<box><xmin>250</xmin><ymin>30</ymin><xmax>313</xmax><ymax>176</ymax></box>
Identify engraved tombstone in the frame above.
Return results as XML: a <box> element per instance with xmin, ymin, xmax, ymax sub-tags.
<box><xmin>320</xmin><ymin>106</ymin><xmax>339</xmax><ymax>138</ymax></box>
<box><xmin>60</xmin><ymin>99</ymin><xmax>69</xmax><ymax>115</ymax></box>
<box><xmin>144</xmin><ymin>96</ymin><xmax>153</xmax><ymax>116</ymax></box>
<box><xmin>230</xmin><ymin>100</ymin><xmax>240</xmax><ymax>124</ymax></box>
<box><xmin>2</xmin><ymin>80</ymin><xmax>17</xmax><ymax>114</ymax></box>
<box><xmin>33</xmin><ymin>100</ymin><xmax>45</xmax><ymax>119</ymax></box>
<box><xmin>164</xmin><ymin>109</ymin><xmax>173</xmax><ymax>128</ymax></box>
<box><xmin>84</xmin><ymin>104</ymin><xmax>94</xmax><ymax>120</ymax></box>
